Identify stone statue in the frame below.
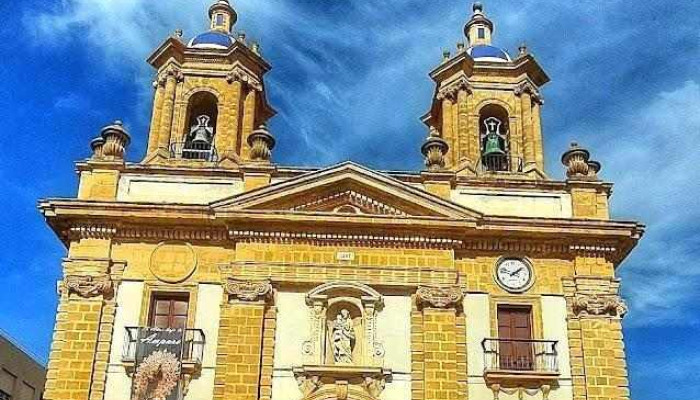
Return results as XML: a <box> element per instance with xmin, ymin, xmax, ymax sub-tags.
<box><xmin>331</xmin><ymin>309</ymin><xmax>355</xmax><ymax>364</ymax></box>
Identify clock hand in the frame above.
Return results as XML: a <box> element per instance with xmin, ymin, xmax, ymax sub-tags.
<box><xmin>509</xmin><ymin>267</ymin><xmax>524</xmax><ymax>277</ymax></box>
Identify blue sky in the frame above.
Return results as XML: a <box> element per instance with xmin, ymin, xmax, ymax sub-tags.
<box><xmin>0</xmin><ymin>0</ymin><xmax>698</xmax><ymax>398</ymax></box>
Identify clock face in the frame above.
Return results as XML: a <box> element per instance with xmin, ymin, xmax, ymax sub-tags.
<box><xmin>495</xmin><ymin>258</ymin><xmax>533</xmax><ymax>292</ymax></box>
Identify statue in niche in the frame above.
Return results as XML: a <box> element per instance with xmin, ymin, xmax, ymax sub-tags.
<box><xmin>331</xmin><ymin>309</ymin><xmax>355</xmax><ymax>364</ymax></box>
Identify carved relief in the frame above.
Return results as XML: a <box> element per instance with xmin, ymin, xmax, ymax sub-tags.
<box><xmin>224</xmin><ymin>278</ymin><xmax>273</xmax><ymax>302</ymax></box>
<box><xmin>226</xmin><ymin>66</ymin><xmax>263</xmax><ymax>91</ymax></box>
<box><xmin>572</xmin><ymin>294</ymin><xmax>628</xmax><ymax>318</ymax></box>
<box><xmin>416</xmin><ymin>285</ymin><xmax>463</xmax><ymax>309</ymax></box>
<box><xmin>437</xmin><ymin>76</ymin><xmax>472</xmax><ymax>100</ymax></box>
<box><xmin>514</xmin><ymin>81</ymin><xmax>543</xmax><ymax>104</ymax></box>
<box><xmin>149</xmin><ymin>241</ymin><xmax>197</xmax><ymax>283</ymax></box>
<box><xmin>331</xmin><ymin>309</ymin><xmax>356</xmax><ymax>364</ymax></box>
<box><xmin>64</xmin><ymin>274</ymin><xmax>113</xmax><ymax>298</ymax></box>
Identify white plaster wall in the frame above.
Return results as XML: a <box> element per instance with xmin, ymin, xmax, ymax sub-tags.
<box><xmin>104</xmin><ymin>281</ymin><xmax>144</xmax><ymax>400</ymax></box>
<box><xmin>273</xmin><ymin>291</ymin><xmax>310</xmax><ymax>369</ymax></box>
<box><xmin>271</xmin><ymin>371</ymin><xmax>303</xmax><ymax>400</ymax></box>
<box><xmin>541</xmin><ymin>296</ymin><xmax>572</xmax><ymax>379</ymax></box>
<box><xmin>451</xmin><ymin>189</ymin><xmax>573</xmax><ymax>218</ymax></box>
<box><xmin>184</xmin><ymin>284</ymin><xmax>223</xmax><ymax>400</ymax></box>
<box><xmin>117</xmin><ymin>174</ymin><xmax>243</xmax><ymax>204</ymax></box>
<box><xmin>376</xmin><ymin>296</ymin><xmax>412</xmax><ymax>373</ymax></box>
<box><xmin>464</xmin><ymin>293</ymin><xmax>490</xmax><ymax>376</ymax></box>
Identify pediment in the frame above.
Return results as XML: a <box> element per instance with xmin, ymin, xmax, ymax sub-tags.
<box><xmin>212</xmin><ymin>162</ymin><xmax>481</xmax><ymax>220</ymax></box>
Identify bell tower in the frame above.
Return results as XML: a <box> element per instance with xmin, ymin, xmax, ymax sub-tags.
<box><xmin>421</xmin><ymin>2</ymin><xmax>549</xmax><ymax>178</ymax></box>
<box><xmin>143</xmin><ymin>0</ymin><xmax>276</xmax><ymax>167</ymax></box>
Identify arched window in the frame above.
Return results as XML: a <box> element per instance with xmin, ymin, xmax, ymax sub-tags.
<box><xmin>180</xmin><ymin>92</ymin><xmax>218</xmax><ymax>160</ymax></box>
<box><xmin>479</xmin><ymin>104</ymin><xmax>511</xmax><ymax>172</ymax></box>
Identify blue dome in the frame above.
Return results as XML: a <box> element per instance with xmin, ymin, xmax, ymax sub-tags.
<box><xmin>467</xmin><ymin>45</ymin><xmax>511</xmax><ymax>62</ymax></box>
<box><xmin>188</xmin><ymin>31</ymin><xmax>234</xmax><ymax>49</ymax></box>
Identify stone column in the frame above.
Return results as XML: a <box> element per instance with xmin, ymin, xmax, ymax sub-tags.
<box><xmin>217</xmin><ymin>78</ymin><xmax>243</xmax><ymax>164</ymax></box>
<box><xmin>564</xmin><ymin>267</ymin><xmax>630</xmax><ymax>400</ymax></box>
<box><xmin>416</xmin><ymin>285</ymin><xmax>464</xmax><ymax>400</ymax></box>
<box><xmin>214</xmin><ymin>279</ymin><xmax>273</xmax><ymax>400</ymax></box>
<box><xmin>241</xmin><ymin>88</ymin><xmax>258</xmax><ymax>160</ymax></box>
<box><xmin>44</xmin><ymin>258</ymin><xmax>116</xmax><ymax>400</ymax></box>
<box><xmin>456</xmin><ymin>89</ymin><xmax>471</xmax><ymax>167</ymax></box>
<box><xmin>532</xmin><ymin>100</ymin><xmax>544</xmax><ymax>171</ymax></box>
<box><xmin>440</xmin><ymin>98</ymin><xmax>455</xmax><ymax>168</ymax></box>
<box><xmin>518</xmin><ymin>88</ymin><xmax>535</xmax><ymax>168</ymax></box>
<box><xmin>146</xmin><ymin>76</ymin><xmax>166</xmax><ymax>155</ymax></box>
<box><xmin>157</xmin><ymin>66</ymin><xmax>181</xmax><ymax>156</ymax></box>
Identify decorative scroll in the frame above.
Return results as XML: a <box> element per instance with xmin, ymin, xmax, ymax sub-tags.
<box><xmin>513</xmin><ymin>81</ymin><xmax>543</xmax><ymax>104</ymax></box>
<box><xmin>64</xmin><ymin>274</ymin><xmax>113</xmax><ymax>298</ymax></box>
<box><xmin>416</xmin><ymin>284</ymin><xmax>463</xmax><ymax>309</ymax></box>
<box><xmin>226</xmin><ymin>66</ymin><xmax>263</xmax><ymax>91</ymax></box>
<box><xmin>572</xmin><ymin>294</ymin><xmax>628</xmax><ymax>318</ymax></box>
<box><xmin>437</xmin><ymin>76</ymin><xmax>472</xmax><ymax>100</ymax></box>
<box><xmin>293</xmin><ymin>366</ymin><xmax>390</xmax><ymax>400</ymax></box>
<box><xmin>490</xmin><ymin>384</ymin><xmax>552</xmax><ymax>400</ymax></box>
<box><xmin>224</xmin><ymin>278</ymin><xmax>272</xmax><ymax>301</ymax></box>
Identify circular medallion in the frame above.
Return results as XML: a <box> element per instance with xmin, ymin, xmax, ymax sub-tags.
<box><xmin>149</xmin><ymin>242</ymin><xmax>197</xmax><ymax>283</ymax></box>
<box><xmin>494</xmin><ymin>257</ymin><xmax>534</xmax><ymax>293</ymax></box>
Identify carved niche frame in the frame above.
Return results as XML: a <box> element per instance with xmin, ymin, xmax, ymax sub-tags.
<box><xmin>302</xmin><ymin>282</ymin><xmax>385</xmax><ymax>368</ymax></box>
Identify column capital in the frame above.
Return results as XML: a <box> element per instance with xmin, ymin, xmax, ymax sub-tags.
<box><xmin>226</xmin><ymin>66</ymin><xmax>263</xmax><ymax>91</ymax></box>
<box><xmin>416</xmin><ymin>284</ymin><xmax>463</xmax><ymax>309</ymax></box>
<box><xmin>224</xmin><ymin>278</ymin><xmax>273</xmax><ymax>302</ymax></box>
<box><xmin>437</xmin><ymin>76</ymin><xmax>472</xmax><ymax>101</ymax></box>
<box><xmin>571</xmin><ymin>294</ymin><xmax>628</xmax><ymax>319</ymax></box>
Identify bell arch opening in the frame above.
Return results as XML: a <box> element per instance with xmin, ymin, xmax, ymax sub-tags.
<box><xmin>478</xmin><ymin>104</ymin><xmax>512</xmax><ymax>172</ymax></box>
<box><xmin>179</xmin><ymin>91</ymin><xmax>219</xmax><ymax>161</ymax></box>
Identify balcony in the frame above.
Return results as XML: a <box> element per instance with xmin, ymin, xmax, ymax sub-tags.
<box><xmin>169</xmin><ymin>141</ymin><xmax>218</xmax><ymax>162</ymax></box>
<box><xmin>482</xmin><ymin>338</ymin><xmax>559</xmax><ymax>385</ymax></box>
<box><xmin>122</xmin><ymin>327</ymin><xmax>205</xmax><ymax>374</ymax></box>
<box><xmin>477</xmin><ymin>154</ymin><xmax>524</xmax><ymax>173</ymax></box>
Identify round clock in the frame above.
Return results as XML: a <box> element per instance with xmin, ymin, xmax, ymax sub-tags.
<box><xmin>495</xmin><ymin>258</ymin><xmax>534</xmax><ymax>293</ymax></box>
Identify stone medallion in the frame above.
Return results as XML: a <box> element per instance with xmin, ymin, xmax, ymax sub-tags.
<box><xmin>149</xmin><ymin>241</ymin><xmax>197</xmax><ymax>283</ymax></box>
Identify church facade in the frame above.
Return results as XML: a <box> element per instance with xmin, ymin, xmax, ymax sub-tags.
<box><xmin>39</xmin><ymin>2</ymin><xmax>644</xmax><ymax>400</ymax></box>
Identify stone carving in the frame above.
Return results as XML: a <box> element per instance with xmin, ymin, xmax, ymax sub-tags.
<box><xmin>224</xmin><ymin>278</ymin><xmax>272</xmax><ymax>301</ymax></box>
<box><xmin>293</xmin><ymin>366</ymin><xmax>390</xmax><ymax>400</ymax></box>
<box><xmin>561</xmin><ymin>142</ymin><xmax>590</xmax><ymax>178</ymax></box>
<box><xmin>416</xmin><ymin>285</ymin><xmax>463</xmax><ymax>308</ymax></box>
<box><xmin>226</xmin><ymin>66</ymin><xmax>263</xmax><ymax>91</ymax></box>
<box><xmin>100</xmin><ymin>120</ymin><xmax>131</xmax><ymax>161</ymax></box>
<box><xmin>421</xmin><ymin>126</ymin><xmax>449</xmax><ymax>171</ymax></box>
<box><xmin>436</xmin><ymin>76</ymin><xmax>471</xmax><ymax>100</ymax></box>
<box><xmin>247</xmin><ymin>124</ymin><xmax>276</xmax><ymax>162</ymax></box>
<box><xmin>149</xmin><ymin>242</ymin><xmax>197</xmax><ymax>284</ymax></box>
<box><xmin>572</xmin><ymin>294</ymin><xmax>628</xmax><ymax>318</ymax></box>
<box><xmin>514</xmin><ymin>80</ymin><xmax>543</xmax><ymax>104</ymax></box>
<box><xmin>331</xmin><ymin>309</ymin><xmax>356</xmax><ymax>364</ymax></box>
<box><xmin>490</xmin><ymin>384</ymin><xmax>551</xmax><ymax>400</ymax></box>
<box><xmin>295</xmin><ymin>374</ymin><xmax>321</xmax><ymax>396</ymax></box>
<box><xmin>362</xmin><ymin>376</ymin><xmax>386</xmax><ymax>398</ymax></box>
<box><xmin>64</xmin><ymin>274</ymin><xmax>113</xmax><ymax>298</ymax></box>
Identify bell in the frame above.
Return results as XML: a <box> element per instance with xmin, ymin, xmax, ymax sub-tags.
<box><xmin>483</xmin><ymin>134</ymin><xmax>505</xmax><ymax>156</ymax></box>
<box><xmin>189</xmin><ymin>115</ymin><xmax>214</xmax><ymax>146</ymax></box>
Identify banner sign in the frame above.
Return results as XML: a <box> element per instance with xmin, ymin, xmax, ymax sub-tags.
<box><xmin>131</xmin><ymin>327</ymin><xmax>185</xmax><ymax>400</ymax></box>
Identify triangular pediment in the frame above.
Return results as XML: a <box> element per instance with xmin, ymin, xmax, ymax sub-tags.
<box><xmin>212</xmin><ymin>162</ymin><xmax>482</xmax><ymax>220</ymax></box>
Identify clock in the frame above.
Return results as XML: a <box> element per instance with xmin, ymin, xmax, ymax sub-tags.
<box><xmin>495</xmin><ymin>258</ymin><xmax>534</xmax><ymax>293</ymax></box>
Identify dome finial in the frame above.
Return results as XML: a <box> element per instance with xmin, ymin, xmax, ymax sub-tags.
<box><xmin>209</xmin><ymin>0</ymin><xmax>237</xmax><ymax>33</ymax></box>
<box><xmin>464</xmin><ymin>1</ymin><xmax>494</xmax><ymax>46</ymax></box>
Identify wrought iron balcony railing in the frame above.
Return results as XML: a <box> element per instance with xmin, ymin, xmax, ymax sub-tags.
<box><xmin>476</xmin><ymin>154</ymin><xmax>524</xmax><ymax>173</ymax></box>
<box><xmin>122</xmin><ymin>327</ymin><xmax>206</xmax><ymax>366</ymax></box>
<box><xmin>169</xmin><ymin>141</ymin><xmax>218</xmax><ymax>162</ymax></box>
<box><xmin>482</xmin><ymin>338</ymin><xmax>558</xmax><ymax>373</ymax></box>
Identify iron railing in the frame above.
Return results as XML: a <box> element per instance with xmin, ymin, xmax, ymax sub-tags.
<box><xmin>476</xmin><ymin>154</ymin><xmax>524</xmax><ymax>173</ymax></box>
<box><xmin>122</xmin><ymin>327</ymin><xmax>206</xmax><ymax>365</ymax></box>
<box><xmin>482</xmin><ymin>338</ymin><xmax>558</xmax><ymax>373</ymax></box>
<box><xmin>169</xmin><ymin>141</ymin><xmax>218</xmax><ymax>162</ymax></box>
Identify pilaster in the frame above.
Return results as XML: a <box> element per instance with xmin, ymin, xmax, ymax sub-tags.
<box><xmin>156</xmin><ymin>65</ymin><xmax>182</xmax><ymax>160</ymax></box>
<box><xmin>241</xmin><ymin>88</ymin><xmax>258</xmax><ymax>160</ymax></box>
<box><xmin>213</xmin><ymin>279</ymin><xmax>273</xmax><ymax>400</ymax></box>
<box><xmin>146</xmin><ymin>76</ymin><xmax>166</xmax><ymax>155</ymax></box>
<box><xmin>416</xmin><ymin>285</ymin><xmax>464</xmax><ymax>400</ymax></box>
<box><xmin>217</xmin><ymin>79</ymin><xmax>243</xmax><ymax>165</ymax></box>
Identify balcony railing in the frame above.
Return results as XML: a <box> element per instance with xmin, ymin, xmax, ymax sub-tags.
<box><xmin>476</xmin><ymin>154</ymin><xmax>524</xmax><ymax>173</ymax></box>
<box><xmin>482</xmin><ymin>338</ymin><xmax>558</xmax><ymax>373</ymax></box>
<box><xmin>122</xmin><ymin>327</ymin><xmax>206</xmax><ymax>366</ymax></box>
<box><xmin>169</xmin><ymin>141</ymin><xmax>218</xmax><ymax>162</ymax></box>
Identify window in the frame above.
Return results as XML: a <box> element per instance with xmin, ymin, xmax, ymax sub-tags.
<box><xmin>478</xmin><ymin>28</ymin><xmax>485</xmax><ymax>39</ymax></box>
<box><xmin>16</xmin><ymin>383</ymin><xmax>33</xmax><ymax>400</ymax></box>
<box><xmin>0</xmin><ymin>389</ymin><xmax>10</xmax><ymax>400</ymax></box>
<box><xmin>149</xmin><ymin>293</ymin><xmax>189</xmax><ymax>329</ymax></box>
<box><xmin>497</xmin><ymin>306</ymin><xmax>533</xmax><ymax>370</ymax></box>
<box><xmin>215</xmin><ymin>14</ymin><xmax>225</xmax><ymax>26</ymax></box>
<box><xmin>0</xmin><ymin>369</ymin><xmax>15</xmax><ymax>398</ymax></box>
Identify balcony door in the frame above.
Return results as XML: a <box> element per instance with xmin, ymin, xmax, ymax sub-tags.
<box><xmin>497</xmin><ymin>306</ymin><xmax>533</xmax><ymax>370</ymax></box>
<box><xmin>149</xmin><ymin>293</ymin><xmax>189</xmax><ymax>329</ymax></box>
